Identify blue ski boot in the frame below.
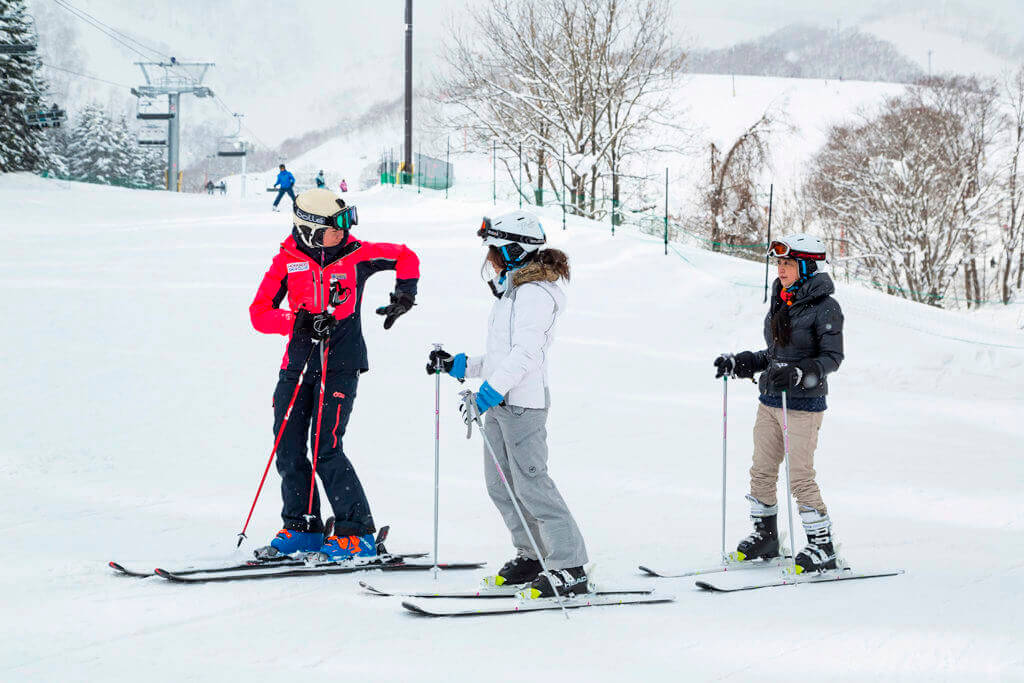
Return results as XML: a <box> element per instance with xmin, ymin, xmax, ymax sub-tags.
<box><xmin>316</xmin><ymin>533</ymin><xmax>377</xmax><ymax>562</ymax></box>
<box><xmin>254</xmin><ymin>528</ymin><xmax>324</xmax><ymax>561</ymax></box>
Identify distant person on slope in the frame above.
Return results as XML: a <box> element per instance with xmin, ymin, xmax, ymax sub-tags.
<box><xmin>339</xmin><ymin>178</ymin><xmax>348</xmax><ymax>193</ymax></box>
<box><xmin>713</xmin><ymin>234</ymin><xmax>844</xmax><ymax>574</ymax></box>
<box><xmin>271</xmin><ymin>164</ymin><xmax>296</xmax><ymax>212</ymax></box>
<box><xmin>249</xmin><ymin>188</ymin><xmax>419</xmax><ymax>562</ymax></box>
<box><xmin>315</xmin><ymin>170</ymin><xmax>326</xmax><ymax>188</ymax></box>
<box><xmin>428</xmin><ymin>211</ymin><xmax>589</xmax><ymax>599</ymax></box>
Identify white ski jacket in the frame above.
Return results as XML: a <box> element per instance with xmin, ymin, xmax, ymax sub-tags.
<box><xmin>465</xmin><ymin>269</ymin><xmax>565</xmax><ymax>409</ymax></box>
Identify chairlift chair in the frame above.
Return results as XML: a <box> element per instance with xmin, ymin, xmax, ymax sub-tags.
<box><xmin>136</xmin><ymin>95</ymin><xmax>173</xmax><ymax>120</ymax></box>
<box><xmin>216</xmin><ymin>137</ymin><xmax>247</xmax><ymax>157</ymax></box>
<box><xmin>137</xmin><ymin>123</ymin><xmax>167</xmax><ymax>147</ymax></box>
<box><xmin>25</xmin><ymin>104</ymin><xmax>67</xmax><ymax>128</ymax></box>
<box><xmin>0</xmin><ymin>14</ymin><xmax>38</xmax><ymax>54</ymax></box>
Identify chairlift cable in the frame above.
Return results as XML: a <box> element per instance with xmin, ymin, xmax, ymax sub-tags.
<box><xmin>50</xmin><ymin>0</ymin><xmax>166</xmax><ymax>62</ymax></box>
<box><xmin>40</xmin><ymin>61</ymin><xmax>131</xmax><ymax>88</ymax></box>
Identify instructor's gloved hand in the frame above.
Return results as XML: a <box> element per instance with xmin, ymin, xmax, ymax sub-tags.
<box><xmin>310</xmin><ymin>312</ymin><xmax>338</xmax><ymax>342</ymax></box>
<box><xmin>376</xmin><ymin>292</ymin><xmax>415</xmax><ymax>330</ymax></box>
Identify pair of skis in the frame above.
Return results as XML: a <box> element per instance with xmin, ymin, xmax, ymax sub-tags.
<box><xmin>109</xmin><ymin>526</ymin><xmax>486</xmax><ymax>583</ymax></box>
<box><xmin>359</xmin><ymin>580</ymin><xmax>675</xmax><ymax>617</ymax></box>
<box><xmin>639</xmin><ymin>556</ymin><xmax>903</xmax><ymax>592</ymax></box>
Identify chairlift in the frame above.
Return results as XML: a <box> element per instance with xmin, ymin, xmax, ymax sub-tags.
<box><xmin>137</xmin><ymin>123</ymin><xmax>167</xmax><ymax>147</ymax></box>
<box><xmin>0</xmin><ymin>14</ymin><xmax>38</xmax><ymax>54</ymax></box>
<box><xmin>24</xmin><ymin>104</ymin><xmax>66</xmax><ymax>128</ymax></box>
<box><xmin>216</xmin><ymin>137</ymin><xmax>247</xmax><ymax>157</ymax></box>
<box><xmin>136</xmin><ymin>95</ymin><xmax>173</xmax><ymax>120</ymax></box>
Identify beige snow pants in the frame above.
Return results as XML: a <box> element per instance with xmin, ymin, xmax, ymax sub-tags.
<box><xmin>749</xmin><ymin>402</ymin><xmax>827</xmax><ymax>514</ymax></box>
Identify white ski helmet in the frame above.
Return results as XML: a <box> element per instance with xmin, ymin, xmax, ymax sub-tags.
<box><xmin>478</xmin><ymin>210</ymin><xmax>546</xmax><ymax>268</ymax></box>
<box><xmin>293</xmin><ymin>188</ymin><xmax>358</xmax><ymax>249</ymax></box>
<box><xmin>767</xmin><ymin>233</ymin><xmax>827</xmax><ymax>278</ymax></box>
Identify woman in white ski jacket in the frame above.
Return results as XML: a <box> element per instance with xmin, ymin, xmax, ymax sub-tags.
<box><xmin>427</xmin><ymin>211</ymin><xmax>589</xmax><ymax>599</ymax></box>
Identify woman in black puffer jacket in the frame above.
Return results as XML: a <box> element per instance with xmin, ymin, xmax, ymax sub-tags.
<box><xmin>713</xmin><ymin>234</ymin><xmax>844</xmax><ymax>574</ymax></box>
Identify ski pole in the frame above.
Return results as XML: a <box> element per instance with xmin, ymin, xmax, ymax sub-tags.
<box><xmin>306</xmin><ymin>339</ymin><xmax>330</xmax><ymax>523</ymax></box>
<box><xmin>431</xmin><ymin>342</ymin><xmax>443</xmax><ymax>580</ymax></box>
<box><xmin>236</xmin><ymin>343</ymin><xmax>318</xmax><ymax>547</ymax></box>
<box><xmin>780</xmin><ymin>390</ymin><xmax>797</xmax><ymax>575</ymax></box>
<box><xmin>721</xmin><ymin>375</ymin><xmax>728</xmax><ymax>562</ymax></box>
<box><xmin>306</xmin><ymin>282</ymin><xmax>344</xmax><ymax>527</ymax></box>
<box><xmin>460</xmin><ymin>390</ymin><xmax>569</xmax><ymax>620</ymax></box>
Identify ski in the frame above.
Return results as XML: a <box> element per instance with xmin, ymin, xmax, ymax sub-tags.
<box><xmin>154</xmin><ymin>559</ymin><xmax>485</xmax><ymax>583</ymax></box>
<box><xmin>401</xmin><ymin>592</ymin><xmax>674</xmax><ymax>617</ymax></box>
<box><xmin>359</xmin><ymin>580</ymin><xmax>654</xmax><ymax>599</ymax></box>
<box><xmin>638</xmin><ymin>555</ymin><xmax>789</xmax><ymax>578</ymax></box>
<box><xmin>695</xmin><ymin>568</ymin><xmax>904</xmax><ymax>593</ymax></box>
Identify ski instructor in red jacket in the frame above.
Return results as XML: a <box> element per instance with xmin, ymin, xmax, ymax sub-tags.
<box><xmin>249</xmin><ymin>188</ymin><xmax>419</xmax><ymax>562</ymax></box>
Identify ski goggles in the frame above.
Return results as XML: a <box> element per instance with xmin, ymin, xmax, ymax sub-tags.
<box><xmin>477</xmin><ymin>217</ymin><xmax>545</xmax><ymax>245</ymax></box>
<box><xmin>295</xmin><ymin>201</ymin><xmax>359</xmax><ymax>232</ymax></box>
<box><xmin>766</xmin><ymin>240</ymin><xmax>825</xmax><ymax>261</ymax></box>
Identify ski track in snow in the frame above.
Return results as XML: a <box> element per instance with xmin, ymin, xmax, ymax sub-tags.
<box><xmin>1</xmin><ymin>172</ymin><xmax>1022</xmax><ymax>681</ymax></box>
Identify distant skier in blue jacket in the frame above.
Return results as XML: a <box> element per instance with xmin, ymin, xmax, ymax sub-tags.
<box><xmin>272</xmin><ymin>164</ymin><xmax>296</xmax><ymax>212</ymax></box>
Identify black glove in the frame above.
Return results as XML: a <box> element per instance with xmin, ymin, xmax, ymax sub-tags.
<box><xmin>714</xmin><ymin>351</ymin><xmax>757</xmax><ymax>379</ymax></box>
<box><xmin>375</xmin><ymin>292</ymin><xmax>415</xmax><ymax>330</ymax></box>
<box><xmin>767</xmin><ymin>359</ymin><xmax>821</xmax><ymax>391</ymax></box>
<box><xmin>295</xmin><ymin>309</ymin><xmax>337</xmax><ymax>342</ymax></box>
<box><xmin>713</xmin><ymin>353</ymin><xmax>735</xmax><ymax>379</ymax></box>
<box><xmin>426</xmin><ymin>349</ymin><xmax>454</xmax><ymax>376</ymax></box>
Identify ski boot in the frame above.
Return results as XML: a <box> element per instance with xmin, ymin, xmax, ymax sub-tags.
<box><xmin>271</xmin><ymin>204</ymin><xmax>281</xmax><ymax>212</ymax></box>
<box><xmin>522</xmin><ymin>566</ymin><xmax>590</xmax><ymax>599</ymax></box>
<box><xmin>254</xmin><ymin>523</ymin><xmax>324</xmax><ymax>561</ymax></box>
<box><xmin>315</xmin><ymin>533</ymin><xmax>377</xmax><ymax>563</ymax></box>
<box><xmin>730</xmin><ymin>495</ymin><xmax>780</xmax><ymax>562</ymax></box>
<box><xmin>483</xmin><ymin>553</ymin><xmax>543</xmax><ymax>588</ymax></box>
<box><xmin>793</xmin><ymin>508</ymin><xmax>837</xmax><ymax>574</ymax></box>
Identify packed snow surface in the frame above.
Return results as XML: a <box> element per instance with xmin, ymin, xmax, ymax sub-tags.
<box><xmin>1</xmin><ymin>173</ymin><xmax>1022</xmax><ymax>681</ymax></box>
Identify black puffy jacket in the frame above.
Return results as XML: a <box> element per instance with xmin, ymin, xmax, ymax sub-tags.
<box><xmin>750</xmin><ymin>273</ymin><xmax>844</xmax><ymax>399</ymax></box>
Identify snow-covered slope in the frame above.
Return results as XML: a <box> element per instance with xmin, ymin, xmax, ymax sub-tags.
<box><xmin>1</xmin><ymin>174</ymin><xmax>1022</xmax><ymax>680</ymax></box>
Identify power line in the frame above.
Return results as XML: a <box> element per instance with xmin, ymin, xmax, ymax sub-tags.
<box><xmin>41</xmin><ymin>61</ymin><xmax>131</xmax><ymax>88</ymax></box>
<box><xmin>50</xmin><ymin>0</ymin><xmax>167</xmax><ymax>62</ymax></box>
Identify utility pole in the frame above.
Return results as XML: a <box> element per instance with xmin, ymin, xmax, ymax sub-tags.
<box><xmin>132</xmin><ymin>60</ymin><xmax>214</xmax><ymax>191</ymax></box>
<box><xmin>403</xmin><ymin>0</ymin><xmax>413</xmax><ymax>185</ymax></box>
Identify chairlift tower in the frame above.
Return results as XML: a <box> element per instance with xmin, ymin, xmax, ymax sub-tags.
<box><xmin>132</xmin><ymin>60</ymin><xmax>215</xmax><ymax>191</ymax></box>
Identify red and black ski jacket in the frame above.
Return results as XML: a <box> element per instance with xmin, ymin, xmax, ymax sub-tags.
<box><xmin>250</xmin><ymin>233</ymin><xmax>419</xmax><ymax>374</ymax></box>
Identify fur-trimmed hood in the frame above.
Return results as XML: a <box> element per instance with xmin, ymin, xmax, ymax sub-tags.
<box><xmin>511</xmin><ymin>261</ymin><xmax>561</xmax><ymax>287</ymax></box>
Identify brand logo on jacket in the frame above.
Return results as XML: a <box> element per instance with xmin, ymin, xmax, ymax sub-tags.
<box><xmin>287</xmin><ymin>262</ymin><xmax>310</xmax><ymax>273</ymax></box>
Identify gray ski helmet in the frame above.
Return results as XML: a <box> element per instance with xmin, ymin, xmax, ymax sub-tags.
<box><xmin>478</xmin><ymin>210</ymin><xmax>546</xmax><ymax>268</ymax></box>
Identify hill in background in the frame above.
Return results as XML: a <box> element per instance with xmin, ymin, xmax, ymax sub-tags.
<box><xmin>689</xmin><ymin>24</ymin><xmax>924</xmax><ymax>83</ymax></box>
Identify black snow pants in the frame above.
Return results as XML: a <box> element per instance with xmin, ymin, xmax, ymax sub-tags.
<box><xmin>272</xmin><ymin>366</ymin><xmax>375</xmax><ymax>536</ymax></box>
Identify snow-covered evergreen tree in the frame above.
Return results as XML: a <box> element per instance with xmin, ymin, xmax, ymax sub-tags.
<box><xmin>68</xmin><ymin>103</ymin><xmax>123</xmax><ymax>184</ymax></box>
<box><xmin>0</xmin><ymin>0</ymin><xmax>56</xmax><ymax>172</ymax></box>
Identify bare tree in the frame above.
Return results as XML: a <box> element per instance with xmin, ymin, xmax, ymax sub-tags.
<box><xmin>999</xmin><ymin>66</ymin><xmax>1024</xmax><ymax>303</ymax></box>
<box><xmin>702</xmin><ymin>108</ymin><xmax>778</xmax><ymax>257</ymax></box>
<box><xmin>806</xmin><ymin>77</ymin><xmax>1000</xmax><ymax>307</ymax></box>
<box><xmin>436</xmin><ymin>0</ymin><xmax>686</xmax><ymax>217</ymax></box>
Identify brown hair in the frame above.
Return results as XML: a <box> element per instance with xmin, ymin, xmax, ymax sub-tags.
<box><xmin>534</xmin><ymin>248</ymin><xmax>570</xmax><ymax>281</ymax></box>
<box><xmin>487</xmin><ymin>247</ymin><xmax>571</xmax><ymax>282</ymax></box>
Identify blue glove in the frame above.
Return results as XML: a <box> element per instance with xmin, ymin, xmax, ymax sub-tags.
<box><xmin>474</xmin><ymin>381</ymin><xmax>504</xmax><ymax>414</ymax></box>
<box><xmin>450</xmin><ymin>353</ymin><xmax>467</xmax><ymax>379</ymax></box>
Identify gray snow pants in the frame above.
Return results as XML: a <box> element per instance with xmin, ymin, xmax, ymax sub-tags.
<box><xmin>482</xmin><ymin>394</ymin><xmax>588</xmax><ymax>570</ymax></box>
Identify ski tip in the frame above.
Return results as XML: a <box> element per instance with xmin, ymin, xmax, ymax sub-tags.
<box><xmin>109</xmin><ymin>561</ymin><xmax>127</xmax><ymax>573</ymax></box>
<box><xmin>401</xmin><ymin>601</ymin><xmax>437</xmax><ymax>616</ymax></box>
<box><xmin>358</xmin><ymin>580</ymin><xmax>387</xmax><ymax>595</ymax></box>
<box><xmin>694</xmin><ymin>581</ymin><xmax>721</xmax><ymax>592</ymax></box>
<box><xmin>637</xmin><ymin>566</ymin><xmax>659</xmax><ymax>577</ymax></box>
<box><xmin>154</xmin><ymin>568</ymin><xmax>181</xmax><ymax>581</ymax></box>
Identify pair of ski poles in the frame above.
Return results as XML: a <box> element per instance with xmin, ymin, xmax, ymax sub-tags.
<box><xmin>237</xmin><ymin>286</ymin><xmax>345</xmax><ymax>547</ymax></box>
<box><xmin>720</xmin><ymin>374</ymin><xmax>797</xmax><ymax>574</ymax></box>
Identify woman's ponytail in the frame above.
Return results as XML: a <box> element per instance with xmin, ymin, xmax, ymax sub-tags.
<box><xmin>533</xmin><ymin>248</ymin><xmax>570</xmax><ymax>282</ymax></box>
